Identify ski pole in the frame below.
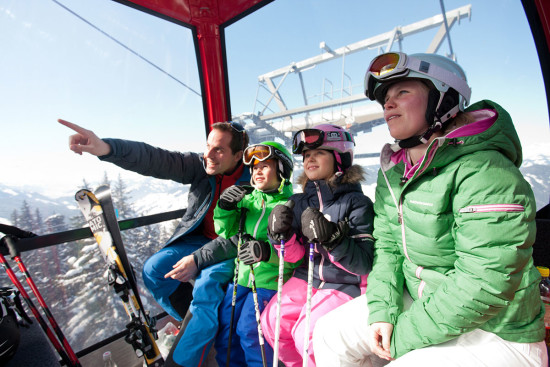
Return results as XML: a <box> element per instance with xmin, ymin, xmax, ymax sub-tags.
<box><xmin>248</xmin><ymin>264</ymin><xmax>267</xmax><ymax>367</ymax></box>
<box><xmin>302</xmin><ymin>242</ymin><xmax>315</xmax><ymax>367</ymax></box>
<box><xmin>273</xmin><ymin>199</ymin><xmax>294</xmax><ymax>366</ymax></box>
<box><xmin>227</xmin><ymin>207</ymin><xmax>248</xmax><ymax>367</ymax></box>
<box><xmin>0</xmin><ymin>249</ymin><xmax>74</xmax><ymax>367</ymax></box>
<box><xmin>4</xmin><ymin>236</ymin><xmax>81</xmax><ymax>367</ymax></box>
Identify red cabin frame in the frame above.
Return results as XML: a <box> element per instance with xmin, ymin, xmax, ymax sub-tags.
<box><xmin>114</xmin><ymin>0</ymin><xmax>550</xmax><ymax>137</ymax></box>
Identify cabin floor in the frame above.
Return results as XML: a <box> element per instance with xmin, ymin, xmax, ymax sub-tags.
<box><xmin>6</xmin><ymin>311</ymin><xmax>388</xmax><ymax>366</ymax></box>
<box><xmin>5</xmin><ymin>312</ymin><xmax>216</xmax><ymax>367</ymax></box>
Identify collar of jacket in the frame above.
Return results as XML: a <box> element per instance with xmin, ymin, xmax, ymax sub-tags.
<box><xmin>298</xmin><ymin>164</ymin><xmax>365</xmax><ymax>206</ymax></box>
<box><xmin>379</xmin><ymin>99</ymin><xmax>521</xmax><ymax>174</ymax></box>
<box><xmin>297</xmin><ymin>164</ymin><xmax>365</xmax><ymax>191</ymax></box>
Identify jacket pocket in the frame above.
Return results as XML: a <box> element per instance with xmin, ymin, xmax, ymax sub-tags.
<box><xmin>458</xmin><ymin>204</ymin><xmax>525</xmax><ymax>213</ymax></box>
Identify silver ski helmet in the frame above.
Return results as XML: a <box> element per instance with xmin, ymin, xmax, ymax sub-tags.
<box><xmin>364</xmin><ymin>52</ymin><xmax>471</xmax><ymax>147</ymax></box>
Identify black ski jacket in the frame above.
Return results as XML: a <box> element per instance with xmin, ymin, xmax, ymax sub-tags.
<box><xmin>99</xmin><ymin>138</ymin><xmax>250</xmax><ymax>246</ymax></box>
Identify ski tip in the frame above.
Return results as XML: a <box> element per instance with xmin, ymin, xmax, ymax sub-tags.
<box><xmin>75</xmin><ymin>189</ymin><xmax>99</xmax><ymax>205</ymax></box>
<box><xmin>74</xmin><ymin>189</ymin><xmax>90</xmax><ymax>201</ymax></box>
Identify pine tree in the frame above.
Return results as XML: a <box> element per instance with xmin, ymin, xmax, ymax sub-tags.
<box><xmin>102</xmin><ymin>171</ymin><xmax>110</xmax><ymax>186</ymax></box>
<box><xmin>10</xmin><ymin>209</ymin><xmax>19</xmax><ymax>227</ymax></box>
<box><xmin>18</xmin><ymin>200</ymin><xmax>34</xmax><ymax>232</ymax></box>
<box><xmin>113</xmin><ymin>174</ymin><xmax>133</xmax><ymax>219</ymax></box>
<box><xmin>81</xmin><ymin>178</ymin><xmax>91</xmax><ymax>190</ymax></box>
<box><xmin>44</xmin><ymin>214</ymin><xmax>68</xmax><ymax>233</ymax></box>
<box><xmin>33</xmin><ymin>208</ymin><xmax>44</xmax><ymax>235</ymax></box>
<box><xmin>110</xmin><ymin>174</ymin><xmax>164</xmax><ymax>316</ymax></box>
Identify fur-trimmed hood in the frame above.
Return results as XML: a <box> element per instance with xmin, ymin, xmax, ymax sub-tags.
<box><xmin>297</xmin><ymin>164</ymin><xmax>365</xmax><ymax>191</ymax></box>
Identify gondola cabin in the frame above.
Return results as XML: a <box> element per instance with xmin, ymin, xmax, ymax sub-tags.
<box><xmin>0</xmin><ymin>0</ymin><xmax>549</xmax><ymax>366</ymax></box>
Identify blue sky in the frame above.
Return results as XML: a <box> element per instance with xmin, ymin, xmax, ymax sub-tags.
<box><xmin>0</xmin><ymin>0</ymin><xmax>548</xmax><ymax>196</ymax></box>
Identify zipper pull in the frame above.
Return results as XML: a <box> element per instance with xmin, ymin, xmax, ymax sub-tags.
<box><xmin>398</xmin><ymin>212</ymin><xmax>403</xmax><ymax>224</ymax></box>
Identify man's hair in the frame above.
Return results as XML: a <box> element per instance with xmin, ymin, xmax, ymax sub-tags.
<box><xmin>212</xmin><ymin>121</ymin><xmax>249</xmax><ymax>154</ymax></box>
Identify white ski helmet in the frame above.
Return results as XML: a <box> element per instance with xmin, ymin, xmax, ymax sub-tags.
<box><xmin>364</xmin><ymin>52</ymin><xmax>472</xmax><ymax>147</ymax></box>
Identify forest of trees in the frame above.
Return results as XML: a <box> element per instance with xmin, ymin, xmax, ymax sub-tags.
<box><xmin>0</xmin><ymin>173</ymin><xmax>179</xmax><ymax>351</ymax></box>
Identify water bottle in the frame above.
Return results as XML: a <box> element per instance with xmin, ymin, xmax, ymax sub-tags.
<box><xmin>157</xmin><ymin>321</ymin><xmax>180</xmax><ymax>358</ymax></box>
<box><xmin>536</xmin><ymin>266</ymin><xmax>550</xmax><ymax>347</ymax></box>
<box><xmin>103</xmin><ymin>351</ymin><xmax>118</xmax><ymax>367</ymax></box>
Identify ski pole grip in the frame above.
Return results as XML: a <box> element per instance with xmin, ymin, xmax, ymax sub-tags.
<box><xmin>284</xmin><ymin>199</ymin><xmax>295</xmax><ymax>210</ymax></box>
<box><xmin>0</xmin><ymin>235</ymin><xmax>20</xmax><ymax>257</ymax></box>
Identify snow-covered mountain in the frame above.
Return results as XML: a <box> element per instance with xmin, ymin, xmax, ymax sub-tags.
<box><xmin>0</xmin><ymin>178</ymin><xmax>189</xmax><ymax>225</ymax></box>
<box><xmin>1</xmin><ymin>151</ymin><xmax>549</xmax><ymax>225</ymax></box>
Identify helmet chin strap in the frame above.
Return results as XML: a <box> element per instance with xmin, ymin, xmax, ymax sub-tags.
<box><xmin>333</xmin><ymin>151</ymin><xmax>344</xmax><ymax>174</ymax></box>
<box><xmin>397</xmin><ymin>120</ymin><xmax>442</xmax><ymax>148</ymax></box>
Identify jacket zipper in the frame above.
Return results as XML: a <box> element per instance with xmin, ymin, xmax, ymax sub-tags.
<box><xmin>193</xmin><ymin>176</ymin><xmax>219</xmax><ymax>218</ymax></box>
<box><xmin>193</xmin><ymin>196</ymin><xmax>210</xmax><ymax>218</ymax></box>
<box><xmin>248</xmin><ymin>199</ymin><xmax>266</xmax><ymax>288</ymax></box>
<box><xmin>252</xmin><ymin>198</ymin><xmax>266</xmax><ymax>238</ymax></box>
<box><xmin>458</xmin><ymin>204</ymin><xmax>525</xmax><ymax>213</ymax></box>
<box><xmin>384</xmin><ymin>144</ymin><xmax>439</xmax><ymax>298</ymax></box>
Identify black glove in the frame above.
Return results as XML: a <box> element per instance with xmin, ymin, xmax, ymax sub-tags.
<box><xmin>300</xmin><ymin>207</ymin><xmax>348</xmax><ymax>250</ymax></box>
<box><xmin>238</xmin><ymin>238</ymin><xmax>271</xmax><ymax>265</ymax></box>
<box><xmin>218</xmin><ymin>185</ymin><xmax>254</xmax><ymax>211</ymax></box>
<box><xmin>268</xmin><ymin>202</ymin><xmax>295</xmax><ymax>242</ymax></box>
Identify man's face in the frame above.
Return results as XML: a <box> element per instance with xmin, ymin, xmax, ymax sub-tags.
<box><xmin>203</xmin><ymin>129</ymin><xmax>242</xmax><ymax>175</ymax></box>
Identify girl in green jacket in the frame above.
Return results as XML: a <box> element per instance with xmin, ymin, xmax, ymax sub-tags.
<box><xmin>312</xmin><ymin>52</ymin><xmax>547</xmax><ymax>366</ymax></box>
<box><xmin>209</xmin><ymin>141</ymin><xmax>301</xmax><ymax>367</ymax></box>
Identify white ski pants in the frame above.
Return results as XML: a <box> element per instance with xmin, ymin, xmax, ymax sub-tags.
<box><xmin>313</xmin><ymin>293</ymin><xmax>548</xmax><ymax>367</ymax></box>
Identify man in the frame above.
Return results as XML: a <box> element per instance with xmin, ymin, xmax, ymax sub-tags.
<box><xmin>59</xmin><ymin>118</ymin><xmax>250</xmax><ymax>367</ymax></box>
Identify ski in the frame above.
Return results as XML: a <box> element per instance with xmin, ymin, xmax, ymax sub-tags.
<box><xmin>75</xmin><ymin>184</ymin><xmax>164</xmax><ymax>367</ymax></box>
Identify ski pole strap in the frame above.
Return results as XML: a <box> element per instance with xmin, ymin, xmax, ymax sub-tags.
<box><xmin>0</xmin><ymin>287</ymin><xmax>32</xmax><ymax>325</ymax></box>
<box><xmin>0</xmin><ymin>235</ymin><xmax>20</xmax><ymax>258</ymax></box>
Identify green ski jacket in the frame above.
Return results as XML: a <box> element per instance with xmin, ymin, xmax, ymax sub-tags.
<box><xmin>366</xmin><ymin>100</ymin><xmax>545</xmax><ymax>358</ymax></box>
<box><xmin>214</xmin><ymin>182</ymin><xmax>301</xmax><ymax>290</ymax></box>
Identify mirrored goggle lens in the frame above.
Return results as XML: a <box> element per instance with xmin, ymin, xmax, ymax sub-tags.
<box><xmin>368</xmin><ymin>53</ymin><xmax>402</xmax><ymax>77</ymax></box>
<box><xmin>243</xmin><ymin>145</ymin><xmax>272</xmax><ymax>165</ymax></box>
<box><xmin>292</xmin><ymin>129</ymin><xmax>324</xmax><ymax>154</ymax></box>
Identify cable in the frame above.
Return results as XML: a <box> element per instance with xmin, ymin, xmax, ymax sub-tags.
<box><xmin>51</xmin><ymin>0</ymin><xmax>202</xmax><ymax>97</ymax></box>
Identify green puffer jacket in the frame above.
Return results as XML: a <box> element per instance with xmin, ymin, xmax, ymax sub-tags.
<box><xmin>366</xmin><ymin>100</ymin><xmax>545</xmax><ymax>358</ymax></box>
<box><xmin>214</xmin><ymin>182</ymin><xmax>301</xmax><ymax>290</ymax></box>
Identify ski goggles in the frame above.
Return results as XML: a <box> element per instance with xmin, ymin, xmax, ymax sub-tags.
<box><xmin>364</xmin><ymin>52</ymin><xmax>471</xmax><ymax>103</ymax></box>
<box><xmin>292</xmin><ymin>128</ymin><xmax>353</xmax><ymax>154</ymax></box>
<box><xmin>243</xmin><ymin>144</ymin><xmax>276</xmax><ymax>166</ymax></box>
<box><xmin>364</xmin><ymin>52</ymin><xmax>417</xmax><ymax>100</ymax></box>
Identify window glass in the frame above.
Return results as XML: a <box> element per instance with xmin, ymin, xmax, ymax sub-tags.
<box><xmin>226</xmin><ymin>0</ymin><xmax>550</xmax><ymax>207</ymax></box>
<box><xmin>0</xmin><ymin>0</ymin><xmax>202</xmax><ymax>350</ymax></box>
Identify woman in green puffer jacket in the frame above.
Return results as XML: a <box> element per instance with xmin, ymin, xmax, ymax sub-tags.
<box><xmin>312</xmin><ymin>52</ymin><xmax>547</xmax><ymax>366</ymax></box>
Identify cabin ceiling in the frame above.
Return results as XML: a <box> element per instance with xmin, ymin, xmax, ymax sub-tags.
<box><xmin>116</xmin><ymin>0</ymin><xmax>272</xmax><ymax>27</ymax></box>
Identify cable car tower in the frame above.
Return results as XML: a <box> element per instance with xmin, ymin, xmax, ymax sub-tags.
<box><xmin>234</xmin><ymin>4</ymin><xmax>471</xmax><ymax>158</ymax></box>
